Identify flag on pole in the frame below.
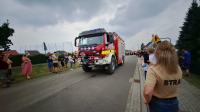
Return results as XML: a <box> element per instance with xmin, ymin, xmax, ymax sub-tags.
<box><xmin>43</xmin><ymin>42</ymin><xmax>47</xmax><ymax>54</ymax></box>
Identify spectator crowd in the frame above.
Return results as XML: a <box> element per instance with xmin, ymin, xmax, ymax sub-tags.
<box><xmin>0</xmin><ymin>51</ymin><xmax>78</xmax><ymax>88</ymax></box>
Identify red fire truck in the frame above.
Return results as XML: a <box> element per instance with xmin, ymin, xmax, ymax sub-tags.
<box><xmin>75</xmin><ymin>28</ymin><xmax>125</xmax><ymax>74</ymax></box>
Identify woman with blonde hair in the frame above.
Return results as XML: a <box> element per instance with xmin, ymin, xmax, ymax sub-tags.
<box><xmin>144</xmin><ymin>41</ymin><xmax>182</xmax><ymax>112</ymax></box>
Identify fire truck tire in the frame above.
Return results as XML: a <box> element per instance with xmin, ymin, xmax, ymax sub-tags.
<box><xmin>107</xmin><ymin>56</ymin><xmax>116</xmax><ymax>74</ymax></box>
<box><xmin>82</xmin><ymin>65</ymin><xmax>92</xmax><ymax>72</ymax></box>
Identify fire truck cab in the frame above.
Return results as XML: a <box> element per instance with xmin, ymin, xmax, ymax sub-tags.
<box><xmin>75</xmin><ymin>28</ymin><xmax>125</xmax><ymax>74</ymax></box>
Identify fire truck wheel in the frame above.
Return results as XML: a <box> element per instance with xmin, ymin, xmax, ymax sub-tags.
<box><xmin>107</xmin><ymin>56</ymin><xmax>116</xmax><ymax>74</ymax></box>
<box><xmin>82</xmin><ymin>65</ymin><xmax>92</xmax><ymax>72</ymax></box>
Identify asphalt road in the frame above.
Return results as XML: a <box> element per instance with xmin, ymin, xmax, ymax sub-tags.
<box><xmin>0</xmin><ymin>56</ymin><xmax>137</xmax><ymax>112</ymax></box>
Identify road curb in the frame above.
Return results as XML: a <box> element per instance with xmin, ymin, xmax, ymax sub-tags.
<box><xmin>125</xmin><ymin>58</ymin><xmax>149</xmax><ymax>112</ymax></box>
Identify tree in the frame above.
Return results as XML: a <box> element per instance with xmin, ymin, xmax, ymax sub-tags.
<box><xmin>176</xmin><ymin>0</ymin><xmax>198</xmax><ymax>50</ymax></box>
<box><xmin>176</xmin><ymin>0</ymin><xmax>200</xmax><ymax>74</ymax></box>
<box><xmin>0</xmin><ymin>20</ymin><xmax>15</xmax><ymax>51</ymax></box>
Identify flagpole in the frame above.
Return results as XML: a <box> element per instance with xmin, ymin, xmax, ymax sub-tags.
<box><xmin>43</xmin><ymin>42</ymin><xmax>47</xmax><ymax>54</ymax></box>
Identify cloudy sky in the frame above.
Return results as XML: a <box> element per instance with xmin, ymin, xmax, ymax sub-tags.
<box><xmin>0</xmin><ymin>0</ymin><xmax>193</xmax><ymax>52</ymax></box>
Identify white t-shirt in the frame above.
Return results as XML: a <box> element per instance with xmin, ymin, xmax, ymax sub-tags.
<box><xmin>52</xmin><ymin>54</ymin><xmax>58</xmax><ymax>63</ymax></box>
<box><xmin>149</xmin><ymin>54</ymin><xmax>157</xmax><ymax>65</ymax></box>
<box><xmin>68</xmin><ymin>56</ymin><xmax>74</xmax><ymax>63</ymax></box>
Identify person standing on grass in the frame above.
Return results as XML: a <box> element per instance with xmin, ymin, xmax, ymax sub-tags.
<box><xmin>21</xmin><ymin>53</ymin><xmax>32</xmax><ymax>80</ymax></box>
<box><xmin>52</xmin><ymin>52</ymin><xmax>59</xmax><ymax>73</ymax></box>
<box><xmin>73</xmin><ymin>55</ymin><xmax>77</xmax><ymax>66</ymax></box>
<box><xmin>57</xmin><ymin>55</ymin><xmax>62</xmax><ymax>71</ymax></box>
<box><xmin>182</xmin><ymin>49</ymin><xmax>191</xmax><ymax>76</ymax></box>
<box><xmin>47</xmin><ymin>53</ymin><xmax>53</xmax><ymax>72</ymax></box>
<box><xmin>68</xmin><ymin>55</ymin><xmax>74</xmax><ymax>70</ymax></box>
<box><xmin>0</xmin><ymin>53</ymin><xmax>12</xmax><ymax>88</ymax></box>
<box><xmin>144</xmin><ymin>41</ymin><xmax>182</xmax><ymax>112</ymax></box>
<box><xmin>3</xmin><ymin>53</ymin><xmax>14</xmax><ymax>81</ymax></box>
<box><xmin>59</xmin><ymin>55</ymin><xmax>65</xmax><ymax>71</ymax></box>
<box><xmin>64</xmin><ymin>54</ymin><xmax>69</xmax><ymax>68</ymax></box>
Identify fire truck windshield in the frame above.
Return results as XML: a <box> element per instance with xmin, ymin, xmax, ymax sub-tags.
<box><xmin>79</xmin><ymin>35</ymin><xmax>103</xmax><ymax>46</ymax></box>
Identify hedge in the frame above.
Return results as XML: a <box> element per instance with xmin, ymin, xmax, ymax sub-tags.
<box><xmin>10</xmin><ymin>54</ymin><xmax>48</xmax><ymax>67</ymax></box>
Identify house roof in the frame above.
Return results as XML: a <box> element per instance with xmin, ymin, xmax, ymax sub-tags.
<box><xmin>1</xmin><ymin>50</ymin><xmax>19</xmax><ymax>56</ymax></box>
<box><xmin>25</xmin><ymin>50</ymin><xmax>41</xmax><ymax>55</ymax></box>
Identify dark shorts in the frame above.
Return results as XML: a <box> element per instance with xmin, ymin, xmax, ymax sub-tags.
<box><xmin>61</xmin><ymin>61</ymin><xmax>65</xmax><ymax>67</ymax></box>
<box><xmin>53</xmin><ymin>63</ymin><xmax>58</xmax><ymax>67</ymax></box>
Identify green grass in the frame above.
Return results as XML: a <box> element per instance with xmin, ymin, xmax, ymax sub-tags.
<box><xmin>11</xmin><ymin>63</ymin><xmax>80</xmax><ymax>83</ymax></box>
<box><xmin>12</xmin><ymin>63</ymin><xmax>50</xmax><ymax>83</ymax></box>
<box><xmin>184</xmin><ymin>74</ymin><xmax>200</xmax><ymax>89</ymax></box>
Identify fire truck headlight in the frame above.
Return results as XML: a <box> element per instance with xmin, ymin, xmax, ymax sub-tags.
<box><xmin>104</xmin><ymin>54</ymin><xmax>109</xmax><ymax>57</ymax></box>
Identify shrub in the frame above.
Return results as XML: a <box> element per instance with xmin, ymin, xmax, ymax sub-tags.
<box><xmin>10</xmin><ymin>54</ymin><xmax>48</xmax><ymax>67</ymax></box>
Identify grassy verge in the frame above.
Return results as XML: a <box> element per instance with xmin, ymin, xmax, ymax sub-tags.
<box><xmin>12</xmin><ymin>63</ymin><xmax>50</xmax><ymax>83</ymax></box>
<box><xmin>184</xmin><ymin>74</ymin><xmax>200</xmax><ymax>89</ymax></box>
<box><xmin>12</xmin><ymin>63</ymin><xmax>80</xmax><ymax>83</ymax></box>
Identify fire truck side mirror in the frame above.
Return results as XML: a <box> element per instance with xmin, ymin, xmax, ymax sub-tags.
<box><xmin>107</xmin><ymin>34</ymin><xmax>114</xmax><ymax>43</ymax></box>
<box><xmin>110</xmin><ymin>36</ymin><xmax>114</xmax><ymax>43</ymax></box>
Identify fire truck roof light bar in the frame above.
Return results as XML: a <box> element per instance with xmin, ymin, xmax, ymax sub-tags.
<box><xmin>79</xmin><ymin>28</ymin><xmax>107</xmax><ymax>37</ymax></box>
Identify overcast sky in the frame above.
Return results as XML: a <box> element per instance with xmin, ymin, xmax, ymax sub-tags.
<box><xmin>0</xmin><ymin>0</ymin><xmax>193</xmax><ymax>52</ymax></box>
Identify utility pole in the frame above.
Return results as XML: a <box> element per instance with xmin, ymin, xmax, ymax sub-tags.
<box><xmin>71</xmin><ymin>41</ymin><xmax>74</xmax><ymax>53</ymax></box>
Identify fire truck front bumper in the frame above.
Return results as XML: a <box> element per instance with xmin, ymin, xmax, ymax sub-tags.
<box><xmin>94</xmin><ymin>58</ymin><xmax>110</xmax><ymax>65</ymax></box>
<box><xmin>80</xmin><ymin>57</ymin><xmax>111</xmax><ymax>66</ymax></box>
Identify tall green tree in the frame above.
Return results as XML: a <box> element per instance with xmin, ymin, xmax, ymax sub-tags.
<box><xmin>176</xmin><ymin>0</ymin><xmax>198</xmax><ymax>50</ymax></box>
<box><xmin>195</xmin><ymin>0</ymin><xmax>200</xmax><ymax>73</ymax></box>
<box><xmin>0</xmin><ymin>20</ymin><xmax>15</xmax><ymax>51</ymax></box>
<box><xmin>176</xmin><ymin>0</ymin><xmax>200</xmax><ymax>74</ymax></box>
